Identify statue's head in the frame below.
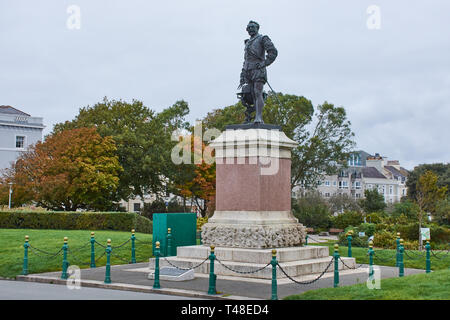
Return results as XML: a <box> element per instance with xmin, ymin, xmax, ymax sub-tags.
<box><xmin>246</xmin><ymin>21</ymin><xmax>260</xmax><ymax>36</ymax></box>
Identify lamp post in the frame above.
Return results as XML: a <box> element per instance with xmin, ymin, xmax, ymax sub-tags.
<box><xmin>8</xmin><ymin>182</ymin><xmax>13</xmax><ymax>209</ymax></box>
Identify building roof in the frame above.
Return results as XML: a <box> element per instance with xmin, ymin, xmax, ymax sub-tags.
<box><xmin>0</xmin><ymin>105</ymin><xmax>30</xmax><ymax>116</ymax></box>
<box><xmin>362</xmin><ymin>167</ymin><xmax>386</xmax><ymax>179</ymax></box>
<box><xmin>385</xmin><ymin>165</ymin><xmax>408</xmax><ymax>178</ymax></box>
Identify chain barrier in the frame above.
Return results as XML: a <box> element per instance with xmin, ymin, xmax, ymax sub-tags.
<box><xmin>161</xmin><ymin>256</ymin><xmax>209</xmax><ymax>271</ymax></box>
<box><xmin>67</xmin><ymin>248</ymin><xmax>92</xmax><ymax>266</ymax></box>
<box><xmin>94</xmin><ymin>240</ymin><xmax>107</xmax><ymax>248</ymax></box>
<box><xmin>135</xmin><ymin>238</ymin><xmax>153</xmax><ymax>245</ymax></box>
<box><xmin>372</xmin><ymin>250</ymin><xmax>396</xmax><ymax>263</ymax></box>
<box><xmin>110</xmin><ymin>239</ymin><xmax>131</xmax><ymax>249</ymax></box>
<box><xmin>109</xmin><ymin>250</ymin><xmax>132</xmax><ymax>264</ymax></box>
<box><xmin>66</xmin><ymin>241</ymin><xmax>91</xmax><ymax>253</ymax></box>
<box><xmin>338</xmin><ymin>257</ymin><xmax>365</xmax><ymax>270</ymax></box>
<box><xmin>404</xmin><ymin>250</ymin><xmax>426</xmax><ymax>260</ymax></box>
<box><xmin>277</xmin><ymin>258</ymin><xmax>334</xmax><ymax>285</ymax></box>
<box><xmin>28</xmin><ymin>245</ymin><xmax>63</xmax><ymax>259</ymax></box>
<box><xmin>216</xmin><ymin>258</ymin><xmax>271</xmax><ymax>275</ymax></box>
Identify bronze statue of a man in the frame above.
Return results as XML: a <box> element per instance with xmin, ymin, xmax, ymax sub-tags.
<box><xmin>238</xmin><ymin>21</ymin><xmax>278</xmax><ymax>124</ymax></box>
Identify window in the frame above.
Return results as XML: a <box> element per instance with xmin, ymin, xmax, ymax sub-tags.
<box><xmin>16</xmin><ymin>136</ymin><xmax>25</xmax><ymax>148</ymax></box>
<box><xmin>389</xmin><ymin>185</ymin><xmax>393</xmax><ymax>195</ymax></box>
<box><xmin>133</xmin><ymin>203</ymin><xmax>141</xmax><ymax>212</ymax></box>
<box><xmin>325</xmin><ymin>180</ymin><xmax>330</xmax><ymax>186</ymax></box>
<box><xmin>339</xmin><ymin>181</ymin><xmax>348</xmax><ymax>189</ymax></box>
<box><xmin>333</xmin><ymin>181</ymin><xmax>337</xmax><ymax>186</ymax></box>
<box><xmin>355</xmin><ymin>193</ymin><xmax>361</xmax><ymax>198</ymax></box>
<box><xmin>355</xmin><ymin>181</ymin><xmax>361</xmax><ymax>189</ymax></box>
<box><xmin>325</xmin><ymin>192</ymin><xmax>330</xmax><ymax>198</ymax></box>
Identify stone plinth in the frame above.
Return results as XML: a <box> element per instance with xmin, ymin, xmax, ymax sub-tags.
<box><xmin>149</xmin><ymin>245</ymin><xmax>356</xmax><ymax>280</ymax></box>
<box><xmin>201</xmin><ymin>128</ymin><xmax>306</xmax><ymax>248</ymax></box>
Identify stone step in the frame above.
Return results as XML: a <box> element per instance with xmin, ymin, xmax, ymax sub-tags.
<box><xmin>175</xmin><ymin>245</ymin><xmax>330</xmax><ymax>263</ymax></box>
<box><xmin>149</xmin><ymin>256</ymin><xmax>356</xmax><ymax>280</ymax></box>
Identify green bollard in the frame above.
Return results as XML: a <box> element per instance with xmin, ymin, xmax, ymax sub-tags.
<box><xmin>61</xmin><ymin>237</ymin><xmax>69</xmax><ymax>280</ymax></box>
<box><xmin>22</xmin><ymin>235</ymin><xmax>30</xmax><ymax>275</ymax></box>
<box><xmin>305</xmin><ymin>235</ymin><xmax>308</xmax><ymax>246</ymax></box>
<box><xmin>399</xmin><ymin>239</ymin><xmax>404</xmax><ymax>277</ymax></box>
<box><xmin>167</xmin><ymin>228</ymin><xmax>172</xmax><ymax>257</ymax></box>
<box><xmin>347</xmin><ymin>230</ymin><xmax>353</xmax><ymax>257</ymax></box>
<box><xmin>90</xmin><ymin>232</ymin><xmax>96</xmax><ymax>268</ymax></box>
<box><xmin>153</xmin><ymin>241</ymin><xmax>161</xmax><ymax>289</ymax></box>
<box><xmin>368</xmin><ymin>240</ymin><xmax>374</xmax><ymax>279</ymax></box>
<box><xmin>208</xmin><ymin>245</ymin><xmax>217</xmax><ymax>295</ymax></box>
<box><xmin>271</xmin><ymin>249</ymin><xmax>278</xmax><ymax>300</ymax></box>
<box><xmin>396</xmin><ymin>232</ymin><xmax>400</xmax><ymax>267</ymax></box>
<box><xmin>333</xmin><ymin>244</ymin><xmax>340</xmax><ymax>288</ymax></box>
<box><xmin>425</xmin><ymin>240</ymin><xmax>431</xmax><ymax>273</ymax></box>
<box><xmin>131</xmin><ymin>229</ymin><xmax>136</xmax><ymax>264</ymax></box>
<box><xmin>104</xmin><ymin>239</ymin><xmax>112</xmax><ymax>284</ymax></box>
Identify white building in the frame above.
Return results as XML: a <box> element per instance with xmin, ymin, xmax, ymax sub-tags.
<box><xmin>0</xmin><ymin>106</ymin><xmax>45</xmax><ymax>170</ymax></box>
<box><xmin>298</xmin><ymin>151</ymin><xmax>408</xmax><ymax>204</ymax></box>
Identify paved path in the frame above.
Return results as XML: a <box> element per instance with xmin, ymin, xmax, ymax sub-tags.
<box><xmin>0</xmin><ymin>279</ymin><xmax>202</xmax><ymax>300</ymax></box>
<box><xmin>16</xmin><ymin>261</ymin><xmax>426</xmax><ymax>300</ymax></box>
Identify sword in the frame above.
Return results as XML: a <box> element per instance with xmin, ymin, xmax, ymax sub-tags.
<box><xmin>265</xmin><ymin>80</ymin><xmax>284</xmax><ymax>109</ymax></box>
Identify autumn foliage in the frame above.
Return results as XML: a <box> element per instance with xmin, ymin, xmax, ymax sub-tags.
<box><xmin>0</xmin><ymin>127</ymin><xmax>122</xmax><ymax>211</ymax></box>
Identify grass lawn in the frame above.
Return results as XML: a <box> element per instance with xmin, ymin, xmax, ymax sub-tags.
<box><xmin>0</xmin><ymin>229</ymin><xmax>153</xmax><ymax>279</ymax></box>
<box><xmin>284</xmin><ymin>268</ymin><xmax>450</xmax><ymax>300</ymax></box>
<box><xmin>308</xmin><ymin>242</ymin><xmax>450</xmax><ymax>271</ymax></box>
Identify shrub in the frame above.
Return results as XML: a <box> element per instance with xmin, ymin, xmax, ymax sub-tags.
<box><xmin>373</xmin><ymin>230</ymin><xmax>397</xmax><ymax>249</ymax></box>
<box><xmin>331</xmin><ymin>211</ymin><xmax>364</xmax><ymax>229</ymax></box>
<box><xmin>292</xmin><ymin>193</ymin><xmax>332</xmax><ymax>229</ymax></box>
<box><xmin>0</xmin><ymin>210</ymin><xmax>152</xmax><ymax>233</ymax></box>
<box><xmin>197</xmin><ymin>217</ymin><xmax>208</xmax><ymax>230</ymax></box>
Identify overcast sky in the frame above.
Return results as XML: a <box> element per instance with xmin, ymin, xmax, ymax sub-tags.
<box><xmin>1</xmin><ymin>0</ymin><xmax>449</xmax><ymax>170</ymax></box>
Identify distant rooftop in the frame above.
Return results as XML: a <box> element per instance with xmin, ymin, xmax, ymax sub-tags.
<box><xmin>362</xmin><ymin>167</ymin><xmax>386</xmax><ymax>179</ymax></box>
<box><xmin>0</xmin><ymin>105</ymin><xmax>31</xmax><ymax>116</ymax></box>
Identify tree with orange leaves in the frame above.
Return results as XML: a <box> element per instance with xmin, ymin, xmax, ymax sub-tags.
<box><xmin>0</xmin><ymin>127</ymin><xmax>122</xmax><ymax>211</ymax></box>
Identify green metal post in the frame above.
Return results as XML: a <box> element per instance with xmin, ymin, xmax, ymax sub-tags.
<box><xmin>368</xmin><ymin>240</ymin><xmax>374</xmax><ymax>279</ymax></box>
<box><xmin>208</xmin><ymin>245</ymin><xmax>216</xmax><ymax>295</ymax></box>
<box><xmin>167</xmin><ymin>228</ymin><xmax>172</xmax><ymax>257</ymax></box>
<box><xmin>271</xmin><ymin>249</ymin><xmax>278</xmax><ymax>300</ymax></box>
<box><xmin>90</xmin><ymin>232</ymin><xmax>96</xmax><ymax>268</ymax></box>
<box><xmin>347</xmin><ymin>231</ymin><xmax>353</xmax><ymax>257</ymax></box>
<box><xmin>399</xmin><ymin>239</ymin><xmax>404</xmax><ymax>277</ymax></box>
<box><xmin>61</xmin><ymin>237</ymin><xmax>69</xmax><ymax>280</ymax></box>
<box><xmin>153</xmin><ymin>241</ymin><xmax>161</xmax><ymax>289</ymax></box>
<box><xmin>104</xmin><ymin>239</ymin><xmax>112</xmax><ymax>284</ymax></box>
<box><xmin>396</xmin><ymin>232</ymin><xmax>400</xmax><ymax>267</ymax></box>
<box><xmin>305</xmin><ymin>235</ymin><xmax>308</xmax><ymax>246</ymax></box>
<box><xmin>333</xmin><ymin>244</ymin><xmax>340</xmax><ymax>288</ymax></box>
<box><xmin>22</xmin><ymin>235</ymin><xmax>29</xmax><ymax>275</ymax></box>
<box><xmin>131</xmin><ymin>229</ymin><xmax>136</xmax><ymax>264</ymax></box>
<box><xmin>425</xmin><ymin>240</ymin><xmax>431</xmax><ymax>273</ymax></box>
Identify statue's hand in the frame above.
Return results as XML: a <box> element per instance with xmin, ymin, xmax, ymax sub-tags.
<box><xmin>256</xmin><ymin>62</ymin><xmax>266</xmax><ymax>69</ymax></box>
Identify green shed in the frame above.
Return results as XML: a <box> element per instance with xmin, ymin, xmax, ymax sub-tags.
<box><xmin>152</xmin><ymin>212</ymin><xmax>197</xmax><ymax>256</ymax></box>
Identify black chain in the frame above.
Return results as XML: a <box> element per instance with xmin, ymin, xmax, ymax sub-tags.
<box><xmin>339</xmin><ymin>257</ymin><xmax>365</xmax><ymax>269</ymax></box>
<box><xmin>66</xmin><ymin>241</ymin><xmax>91</xmax><ymax>253</ymax></box>
<box><xmin>110</xmin><ymin>239</ymin><xmax>131</xmax><ymax>249</ymax></box>
<box><xmin>28</xmin><ymin>245</ymin><xmax>63</xmax><ymax>259</ymax></box>
<box><xmin>404</xmin><ymin>250</ymin><xmax>426</xmax><ymax>260</ymax></box>
<box><xmin>215</xmin><ymin>258</ymin><xmax>271</xmax><ymax>274</ymax></box>
<box><xmin>94</xmin><ymin>240</ymin><xmax>107</xmax><ymax>248</ymax></box>
<box><xmin>373</xmin><ymin>251</ymin><xmax>397</xmax><ymax>262</ymax></box>
<box><xmin>161</xmin><ymin>257</ymin><xmax>209</xmax><ymax>271</ymax></box>
<box><xmin>307</xmin><ymin>236</ymin><xmax>322</xmax><ymax>243</ymax></box>
<box><xmin>135</xmin><ymin>238</ymin><xmax>152</xmax><ymax>245</ymax></box>
<box><xmin>277</xmin><ymin>258</ymin><xmax>334</xmax><ymax>285</ymax></box>
<box><xmin>109</xmin><ymin>250</ymin><xmax>132</xmax><ymax>264</ymax></box>
<box><xmin>67</xmin><ymin>248</ymin><xmax>91</xmax><ymax>266</ymax></box>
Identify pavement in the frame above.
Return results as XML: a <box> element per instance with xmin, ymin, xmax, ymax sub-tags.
<box><xmin>14</xmin><ymin>260</ymin><xmax>426</xmax><ymax>300</ymax></box>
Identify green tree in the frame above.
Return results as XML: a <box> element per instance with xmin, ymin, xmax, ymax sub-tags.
<box><xmin>327</xmin><ymin>193</ymin><xmax>361</xmax><ymax>214</ymax></box>
<box><xmin>292</xmin><ymin>192</ymin><xmax>332</xmax><ymax>229</ymax></box>
<box><xmin>359</xmin><ymin>189</ymin><xmax>386</xmax><ymax>213</ymax></box>
<box><xmin>0</xmin><ymin>127</ymin><xmax>122</xmax><ymax>211</ymax></box>
<box><xmin>202</xmin><ymin>94</ymin><xmax>355</xmax><ymax>189</ymax></box>
<box><xmin>53</xmin><ymin>98</ymin><xmax>190</xmax><ymax>202</ymax></box>
<box><xmin>407</xmin><ymin>163</ymin><xmax>450</xmax><ymax>201</ymax></box>
<box><xmin>415</xmin><ymin>170</ymin><xmax>448</xmax><ymax>248</ymax></box>
<box><xmin>434</xmin><ymin>198</ymin><xmax>450</xmax><ymax>226</ymax></box>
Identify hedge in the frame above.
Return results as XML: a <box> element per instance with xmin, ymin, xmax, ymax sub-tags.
<box><xmin>0</xmin><ymin>211</ymin><xmax>152</xmax><ymax>234</ymax></box>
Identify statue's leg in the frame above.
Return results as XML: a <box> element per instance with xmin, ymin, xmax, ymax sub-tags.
<box><xmin>253</xmin><ymin>81</ymin><xmax>265</xmax><ymax>123</ymax></box>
